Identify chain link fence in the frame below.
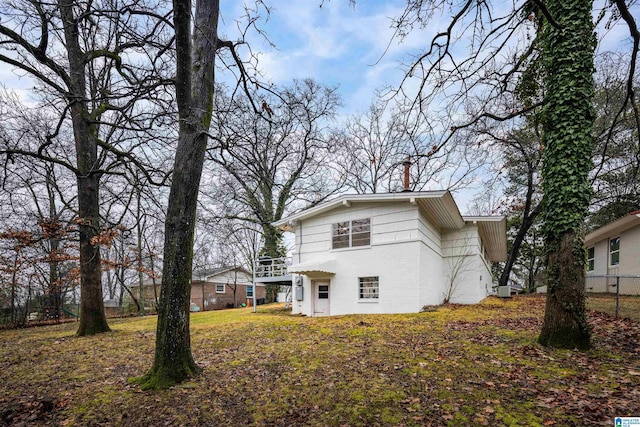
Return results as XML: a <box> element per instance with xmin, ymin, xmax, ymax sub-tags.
<box><xmin>585</xmin><ymin>275</ymin><xmax>640</xmax><ymax>321</ymax></box>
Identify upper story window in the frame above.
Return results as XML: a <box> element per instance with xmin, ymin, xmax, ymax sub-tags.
<box><xmin>609</xmin><ymin>237</ymin><xmax>620</xmax><ymax>266</ymax></box>
<box><xmin>332</xmin><ymin>218</ymin><xmax>371</xmax><ymax>249</ymax></box>
<box><xmin>215</xmin><ymin>284</ymin><xmax>225</xmax><ymax>293</ymax></box>
<box><xmin>587</xmin><ymin>247</ymin><xmax>595</xmax><ymax>271</ymax></box>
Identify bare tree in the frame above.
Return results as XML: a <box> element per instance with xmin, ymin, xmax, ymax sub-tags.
<box><xmin>0</xmin><ymin>0</ymin><xmax>173</xmax><ymax>335</ymax></box>
<box><xmin>392</xmin><ymin>0</ymin><xmax>638</xmax><ymax>349</ymax></box>
<box><xmin>337</xmin><ymin>101</ymin><xmax>486</xmax><ymax>194</ymax></box>
<box><xmin>204</xmin><ymin>79</ymin><xmax>341</xmax><ymax>257</ymax></box>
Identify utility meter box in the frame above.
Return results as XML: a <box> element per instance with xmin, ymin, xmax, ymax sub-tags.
<box><xmin>295</xmin><ymin>286</ymin><xmax>304</xmax><ymax>301</ymax></box>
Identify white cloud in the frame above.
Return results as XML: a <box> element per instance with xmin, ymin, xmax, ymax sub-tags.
<box><xmin>231</xmin><ymin>1</ymin><xmax>442</xmax><ymax>114</ymax></box>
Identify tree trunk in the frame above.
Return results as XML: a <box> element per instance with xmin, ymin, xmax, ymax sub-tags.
<box><xmin>136</xmin><ymin>186</ymin><xmax>145</xmax><ymax>315</ymax></box>
<box><xmin>133</xmin><ymin>128</ymin><xmax>206</xmax><ymax>389</ymax></box>
<box><xmin>538</xmin><ymin>0</ymin><xmax>594</xmax><ymax>350</ymax></box>
<box><xmin>261</xmin><ymin>223</ymin><xmax>284</xmax><ymax>258</ymax></box>
<box><xmin>49</xmin><ymin>234</ymin><xmax>61</xmax><ymax>321</ymax></box>
<box><xmin>57</xmin><ymin>0</ymin><xmax>109</xmax><ymax>336</ymax></box>
<box><xmin>76</xmin><ymin>173</ymin><xmax>110</xmax><ymax>334</ymax></box>
<box><xmin>47</xmin><ymin>170</ymin><xmax>62</xmax><ymax>321</ymax></box>
<box><xmin>538</xmin><ymin>233</ymin><xmax>590</xmax><ymax>349</ymax></box>
<box><xmin>498</xmin><ymin>203</ymin><xmax>541</xmax><ymax>288</ymax></box>
<box><xmin>132</xmin><ymin>0</ymin><xmax>219</xmax><ymax>390</ymax></box>
<box><xmin>10</xmin><ymin>251</ymin><xmax>18</xmax><ymax>325</ymax></box>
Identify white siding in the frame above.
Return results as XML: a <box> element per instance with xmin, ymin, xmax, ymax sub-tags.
<box><xmin>441</xmin><ymin>224</ymin><xmax>491</xmax><ymax>304</ymax></box>
<box><xmin>620</xmin><ymin>225</ymin><xmax>640</xmax><ymax>277</ymax></box>
<box><xmin>589</xmin><ymin>240</ymin><xmax>609</xmax><ymax>277</ymax></box>
<box><xmin>587</xmin><ymin>224</ymin><xmax>640</xmax><ymax>278</ymax></box>
<box><xmin>290</xmin><ymin>201</ymin><xmax>493</xmax><ymax>316</ymax></box>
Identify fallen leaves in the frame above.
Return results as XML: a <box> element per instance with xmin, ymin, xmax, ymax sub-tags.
<box><xmin>0</xmin><ymin>296</ymin><xmax>639</xmax><ymax>426</ymax></box>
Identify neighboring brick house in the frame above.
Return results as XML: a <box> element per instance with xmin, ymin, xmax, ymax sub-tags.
<box><xmin>191</xmin><ymin>266</ymin><xmax>265</xmax><ymax>310</ymax></box>
<box><xmin>131</xmin><ymin>266</ymin><xmax>265</xmax><ymax>311</ymax></box>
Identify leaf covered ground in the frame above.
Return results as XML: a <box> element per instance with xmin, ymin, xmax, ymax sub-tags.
<box><xmin>1</xmin><ymin>295</ymin><xmax>639</xmax><ymax>426</ymax></box>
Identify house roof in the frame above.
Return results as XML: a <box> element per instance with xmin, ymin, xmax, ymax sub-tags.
<box><xmin>193</xmin><ymin>265</ymin><xmax>251</xmax><ymax>281</ymax></box>
<box><xmin>142</xmin><ymin>266</ymin><xmax>254</xmax><ymax>287</ymax></box>
<box><xmin>585</xmin><ymin>211</ymin><xmax>640</xmax><ymax>247</ymax></box>
<box><xmin>274</xmin><ymin>191</ymin><xmax>507</xmax><ymax>262</ymax></box>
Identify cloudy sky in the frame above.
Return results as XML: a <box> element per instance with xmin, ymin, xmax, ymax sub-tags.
<box><xmin>221</xmin><ymin>0</ymin><xmax>433</xmax><ymax>115</ymax></box>
<box><xmin>221</xmin><ymin>0</ymin><xmax>638</xmax><ymax>118</ymax></box>
<box><xmin>2</xmin><ymin>0</ymin><xmax>635</xmax><ymax>116</ymax></box>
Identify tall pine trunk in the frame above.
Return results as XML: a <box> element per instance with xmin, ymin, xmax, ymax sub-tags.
<box><xmin>538</xmin><ymin>0</ymin><xmax>594</xmax><ymax>350</ymax></box>
<box><xmin>132</xmin><ymin>0</ymin><xmax>219</xmax><ymax>389</ymax></box>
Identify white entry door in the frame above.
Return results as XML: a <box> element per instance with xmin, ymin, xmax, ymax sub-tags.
<box><xmin>313</xmin><ymin>281</ymin><xmax>330</xmax><ymax>316</ymax></box>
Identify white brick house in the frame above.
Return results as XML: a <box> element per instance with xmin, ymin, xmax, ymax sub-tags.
<box><xmin>272</xmin><ymin>191</ymin><xmax>507</xmax><ymax>317</ymax></box>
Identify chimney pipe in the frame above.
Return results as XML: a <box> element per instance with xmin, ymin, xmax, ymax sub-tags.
<box><xmin>402</xmin><ymin>156</ymin><xmax>412</xmax><ymax>192</ymax></box>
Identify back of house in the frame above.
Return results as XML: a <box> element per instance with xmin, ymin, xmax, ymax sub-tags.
<box><xmin>273</xmin><ymin>191</ymin><xmax>507</xmax><ymax>317</ymax></box>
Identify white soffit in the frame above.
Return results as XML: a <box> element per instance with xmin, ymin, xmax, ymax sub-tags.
<box><xmin>418</xmin><ymin>193</ymin><xmax>466</xmax><ymax>230</ymax></box>
<box><xmin>463</xmin><ymin>216</ymin><xmax>508</xmax><ymax>262</ymax></box>
<box><xmin>273</xmin><ymin>191</ymin><xmax>450</xmax><ymax>230</ymax></box>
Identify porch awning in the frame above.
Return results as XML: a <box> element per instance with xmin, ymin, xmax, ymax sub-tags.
<box><xmin>287</xmin><ymin>259</ymin><xmax>336</xmax><ymax>276</ymax></box>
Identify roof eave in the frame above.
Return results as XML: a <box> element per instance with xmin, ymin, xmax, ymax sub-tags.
<box><xmin>464</xmin><ymin>216</ymin><xmax>508</xmax><ymax>262</ymax></box>
<box><xmin>585</xmin><ymin>212</ymin><xmax>640</xmax><ymax>246</ymax></box>
<box><xmin>273</xmin><ymin>191</ymin><xmax>450</xmax><ymax>230</ymax></box>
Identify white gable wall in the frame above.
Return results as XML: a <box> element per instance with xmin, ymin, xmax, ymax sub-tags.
<box><xmin>441</xmin><ymin>224</ymin><xmax>491</xmax><ymax>304</ymax></box>
<box><xmin>417</xmin><ymin>211</ymin><xmax>445</xmax><ymax>307</ymax></box>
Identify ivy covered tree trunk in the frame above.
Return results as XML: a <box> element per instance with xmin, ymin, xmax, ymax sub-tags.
<box><xmin>57</xmin><ymin>0</ymin><xmax>110</xmax><ymax>336</ymax></box>
<box><xmin>261</xmin><ymin>223</ymin><xmax>286</xmax><ymax>258</ymax></box>
<box><xmin>538</xmin><ymin>0</ymin><xmax>594</xmax><ymax>350</ymax></box>
<box><xmin>132</xmin><ymin>0</ymin><xmax>218</xmax><ymax>390</ymax></box>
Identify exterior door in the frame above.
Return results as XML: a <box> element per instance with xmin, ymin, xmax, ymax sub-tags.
<box><xmin>313</xmin><ymin>281</ymin><xmax>330</xmax><ymax>316</ymax></box>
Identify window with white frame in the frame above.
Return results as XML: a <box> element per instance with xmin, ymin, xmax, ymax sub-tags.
<box><xmin>215</xmin><ymin>284</ymin><xmax>225</xmax><ymax>293</ymax></box>
<box><xmin>587</xmin><ymin>247</ymin><xmax>595</xmax><ymax>271</ymax></box>
<box><xmin>332</xmin><ymin>218</ymin><xmax>370</xmax><ymax>249</ymax></box>
<box><xmin>359</xmin><ymin>276</ymin><xmax>379</xmax><ymax>300</ymax></box>
<box><xmin>609</xmin><ymin>237</ymin><xmax>620</xmax><ymax>266</ymax></box>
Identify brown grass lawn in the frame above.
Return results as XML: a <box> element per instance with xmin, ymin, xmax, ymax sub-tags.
<box><xmin>1</xmin><ymin>295</ymin><xmax>639</xmax><ymax>426</ymax></box>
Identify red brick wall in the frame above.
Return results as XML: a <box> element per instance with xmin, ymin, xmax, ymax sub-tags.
<box><xmin>190</xmin><ymin>281</ymin><xmax>266</xmax><ymax>311</ymax></box>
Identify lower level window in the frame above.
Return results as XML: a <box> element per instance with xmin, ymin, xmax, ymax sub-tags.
<box><xmin>246</xmin><ymin>285</ymin><xmax>253</xmax><ymax>297</ymax></box>
<box><xmin>216</xmin><ymin>284</ymin><xmax>225</xmax><ymax>293</ymax></box>
<box><xmin>359</xmin><ymin>276</ymin><xmax>379</xmax><ymax>299</ymax></box>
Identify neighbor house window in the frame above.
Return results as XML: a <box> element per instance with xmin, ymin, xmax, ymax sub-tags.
<box><xmin>216</xmin><ymin>284</ymin><xmax>225</xmax><ymax>293</ymax></box>
<box><xmin>359</xmin><ymin>276</ymin><xmax>379</xmax><ymax>300</ymax></box>
<box><xmin>587</xmin><ymin>247</ymin><xmax>595</xmax><ymax>271</ymax></box>
<box><xmin>609</xmin><ymin>237</ymin><xmax>620</xmax><ymax>266</ymax></box>
<box><xmin>332</xmin><ymin>218</ymin><xmax>370</xmax><ymax>249</ymax></box>
<box><xmin>246</xmin><ymin>285</ymin><xmax>253</xmax><ymax>297</ymax></box>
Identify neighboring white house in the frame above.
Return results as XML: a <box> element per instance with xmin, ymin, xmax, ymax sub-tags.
<box><xmin>270</xmin><ymin>191</ymin><xmax>507</xmax><ymax>317</ymax></box>
<box><xmin>585</xmin><ymin>211</ymin><xmax>640</xmax><ymax>295</ymax></box>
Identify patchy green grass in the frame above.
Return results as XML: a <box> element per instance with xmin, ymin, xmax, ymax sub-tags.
<box><xmin>587</xmin><ymin>293</ymin><xmax>640</xmax><ymax>321</ymax></box>
<box><xmin>1</xmin><ymin>296</ymin><xmax>639</xmax><ymax>426</ymax></box>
